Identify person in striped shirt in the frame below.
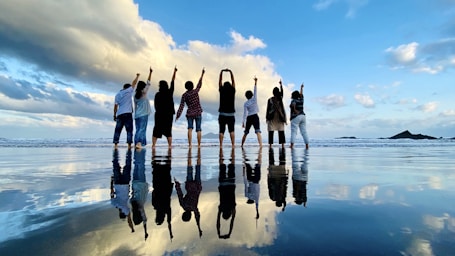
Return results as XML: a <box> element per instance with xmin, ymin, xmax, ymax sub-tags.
<box><xmin>241</xmin><ymin>77</ymin><xmax>262</xmax><ymax>148</ymax></box>
<box><xmin>175</xmin><ymin>68</ymin><xmax>205</xmax><ymax>147</ymax></box>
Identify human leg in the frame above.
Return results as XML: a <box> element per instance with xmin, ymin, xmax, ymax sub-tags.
<box><xmin>218</xmin><ymin>115</ymin><xmax>226</xmax><ymax>147</ymax></box>
<box><xmin>187</xmin><ymin>117</ymin><xmax>195</xmax><ymax>147</ymax></box>
<box><xmin>227</xmin><ymin>116</ymin><xmax>235</xmax><ymax>147</ymax></box>
<box><xmin>298</xmin><ymin>115</ymin><xmax>309</xmax><ymax>149</ymax></box>
<box><xmin>195</xmin><ymin>116</ymin><xmax>202</xmax><ymax>148</ymax></box>
<box><xmin>290</xmin><ymin>118</ymin><xmax>298</xmax><ymax>148</ymax></box>
<box><xmin>268</xmin><ymin>131</ymin><xmax>274</xmax><ymax>148</ymax></box>
<box><xmin>124</xmin><ymin>114</ymin><xmax>134</xmax><ymax>148</ymax></box>
<box><xmin>278</xmin><ymin>130</ymin><xmax>285</xmax><ymax>148</ymax></box>
<box><xmin>113</xmin><ymin>118</ymin><xmax>124</xmax><ymax>147</ymax></box>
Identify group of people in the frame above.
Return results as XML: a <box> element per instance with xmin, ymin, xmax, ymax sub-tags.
<box><xmin>112</xmin><ymin>67</ymin><xmax>309</xmax><ymax>150</ymax></box>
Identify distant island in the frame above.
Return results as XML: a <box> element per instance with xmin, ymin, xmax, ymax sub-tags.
<box><xmin>388</xmin><ymin>130</ymin><xmax>437</xmax><ymax>140</ymax></box>
<box><xmin>202</xmin><ymin>132</ymin><xmax>218</xmax><ymax>139</ymax></box>
<box><xmin>335</xmin><ymin>136</ymin><xmax>357</xmax><ymax>139</ymax></box>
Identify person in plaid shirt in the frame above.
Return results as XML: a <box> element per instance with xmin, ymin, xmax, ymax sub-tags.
<box><xmin>174</xmin><ymin>147</ymin><xmax>203</xmax><ymax>237</ymax></box>
<box><xmin>176</xmin><ymin>68</ymin><xmax>205</xmax><ymax>148</ymax></box>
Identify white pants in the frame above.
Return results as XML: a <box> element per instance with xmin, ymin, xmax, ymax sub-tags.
<box><xmin>290</xmin><ymin>114</ymin><xmax>309</xmax><ymax>144</ymax></box>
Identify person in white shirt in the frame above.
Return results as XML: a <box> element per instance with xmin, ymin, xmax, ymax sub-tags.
<box><xmin>241</xmin><ymin>76</ymin><xmax>262</xmax><ymax>148</ymax></box>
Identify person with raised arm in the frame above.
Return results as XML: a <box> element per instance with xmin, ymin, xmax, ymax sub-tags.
<box><xmin>175</xmin><ymin>68</ymin><xmax>205</xmax><ymax>148</ymax></box>
<box><xmin>218</xmin><ymin>68</ymin><xmax>236</xmax><ymax>147</ymax></box>
<box><xmin>133</xmin><ymin>68</ymin><xmax>153</xmax><ymax>149</ymax></box>
<box><xmin>266</xmin><ymin>80</ymin><xmax>287</xmax><ymax>148</ymax></box>
<box><xmin>113</xmin><ymin>73</ymin><xmax>140</xmax><ymax>149</ymax></box>
<box><xmin>152</xmin><ymin>66</ymin><xmax>177</xmax><ymax>148</ymax></box>
<box><xmin>289</xmin><ymin>83</ymin><xmax>309</xmax><ymax>149</ymax></box>
<box><xmin>241</xmin><ymin>76</ymin><xmax>262</xmax><ymax>148</ymax></box>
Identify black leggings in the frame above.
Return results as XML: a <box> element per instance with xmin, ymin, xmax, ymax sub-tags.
<box><xmin>268</xmin><ymin>131</ymin><xmax>285</xmax><ymax>145</ymax></box>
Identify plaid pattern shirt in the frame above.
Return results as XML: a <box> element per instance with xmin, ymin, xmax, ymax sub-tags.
<box><xmin>176</xmin><ymin>80</ymin><xmax>203</xmax><ymax>119</ymax></box>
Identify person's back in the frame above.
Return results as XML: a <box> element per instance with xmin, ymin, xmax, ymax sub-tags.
<box><xmin>219</xmin><ymin>84</ymin><xmax>236</xmax><ymax>114</ymax></box>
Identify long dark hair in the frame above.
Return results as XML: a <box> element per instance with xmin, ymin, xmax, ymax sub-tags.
<box><xmin>135</xmin><ymin>81</ymin><xmax>147</xmax><ymax>99</ymax></box>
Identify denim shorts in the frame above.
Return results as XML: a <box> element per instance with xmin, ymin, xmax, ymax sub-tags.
<box><xmin>187</xmin><ymin>116</ymin><xmax>202</xmax><ymax>131</ymax></box>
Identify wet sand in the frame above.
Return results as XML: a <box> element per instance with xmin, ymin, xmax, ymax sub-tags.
<box><xmin>0</xmin><ymin>142</ymin><xmax>454</xmax><ymax>255</ymax></box>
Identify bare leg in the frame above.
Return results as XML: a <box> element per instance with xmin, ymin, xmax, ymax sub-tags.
<box><xmin>219</xmin><ymin>133</ymin><xmax>224</xmax><ymax>148</ymax></box>
<box><xmin>197</xmin><ymin>131</ymin><xmax>202</xmax><ymax>148</ymax></box>
<box><xmin>167</xmin><ymin>137</ymin><xmax>172</xmax><ymax>148</ymax></box>
<box><xmin>127</xmin><ymin>143</ymin><xmax>132</xmax><ymax>149</ymax></box>
<box><xmin>229</xmin><ymin>132</ymin><xmax>235</xmax><ymax>147</ymax></box>
<box><xmin>305</xmin><ymin>143</ymin><xmax>309</xmax><ymax>150</ymax></box>
<box><xmin>188</xmin><ymin>129</ymin><xmax>193</xmax><ymax>147</ymax></box>
<box><xmin>241</xmin><ymin>134</ymin><xmax>247</xmax><ymax>148</ymax></box>
<box><xmin>135</xmin><ymin>142</ymin><xmax>142</xmax><ymax>149</ymax></box>
<box><xmin>151</xmin><ymin>136</ymin><xmax>157</xmax><ymax>148</ymax></box>
<box><xmin>256</xmin><ymin>132</ymin><xmax>262</xmax><ymax>148</ymax></box>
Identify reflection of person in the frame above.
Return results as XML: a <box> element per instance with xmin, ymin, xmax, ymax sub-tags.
<box><xmin>175</xmin><ymin>68</ymin><xmax>205</xmax><ymax>148</ymax></box>
<box><xmin>218</xmin><ymin>68</ymin><xmax>236</xmax><ymax>147</ymax></box>
<box><xmin>113</xmin><ymin>73</ymin><xmax>140</xmax><ymax>149</ymax></box>
<box><xmin>217</xmin><ymin>148</ymin><xmax>236</xmax><ymax>239</ymax></box>
<box><xmin>243</xmin><ymin>148</ymin><xmax>261</xmax><ymax>219</ymax></box>
<box><xmin>292</xmin><ymin>148</ymin><xmax>308</xmax><ymax>207</ymax></box>
<box><xmin>110</xmin><ymin>149</ymin><xmax>134</xmax><ymax>233</ymax></box>
<box><xmin>131</xmin><ymin>148</ymin><xmax>149</xmax><ymax>240</ymax></box>
<box><xmin>267</xmin><ymin>147</ymin><xmax>288</xmax><ymax>211</ymax></box>
<box><xmin>289</xmin><ymin>83</ymin><xmax>309</xmax><ymax>149</ymax></box>
<box><xmin>241</xmin><ymin>76</ymin><xmax>262</xmax><ymax>148</ymax></box>
<box><xmin>151</xmin><ymin>148</ymin><xmax>174</xmax><ymax>240</ymax></box>
<box><xmin>266</xmin><ymin>80</ymin><xmax>287</xmax><ymax>149</ymax></box>
<box><xmin>134</xmin><ymin>68</ymin><xmax>153</xmax><ymax>149</ymax></box>
<box><xmin>174</xmin><ymin>147</ymin><xmax>203</xmax><ymax>237</ymax></box>
<box><xmin>152</xmin><ymin>66</ymin><xmax>177</xmax><ymax>148</ymax></box>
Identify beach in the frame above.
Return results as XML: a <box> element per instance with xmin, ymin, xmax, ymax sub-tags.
<box><xmin>0</xmin><ymin>138</ymin><xmax>454</xmax><ymax>255</ymax></box>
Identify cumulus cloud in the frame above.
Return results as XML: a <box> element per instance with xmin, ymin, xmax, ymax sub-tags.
<box><xmin>316</xmin><ymin>94</ymin><xmax>345</xmax><ymax>109</ymax></box>
<box><xmin>385</xmin><ymin>38</ymin><xmax>455</xmax><ymax>74</ymax></box>
<box><xmin>354</xmin><ymin>93</ymin><xmax>375</xmax><ymax>108</ymax></box>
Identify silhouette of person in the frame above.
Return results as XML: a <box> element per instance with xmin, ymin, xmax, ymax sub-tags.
<box><xmin>113</xmin><ymin>73</ymin><xmax>140</xmax><ymax>149</ymax></box>
<box><xmin>110</xmin><ymin>148</ymin><xmax>134</xmax><ymax>233</ymax></box>
<box><xmin>174</xmin><ymin>147</ymin><xmax>203</xmax><ymax>237</ymax></box>
<box><xmin>243</xmin><ymin>147</ymin><xmax>261</xmax><ymax>219</ymax></box>
<box><xmin>218</xmin><ymin>68</ymin><xmax>236</xmax><ymax>147</ymax></box>
<box><xmin>292</xmin><ymin>148</ymin><xmax>308</xmax><ymax>207</ymax></box>
<box><xmin>217</xmin><ymin>148</ymin><xmax>236</xmax><ymax>239</ymax></box>
<box><xmin>131</xmin><ymin>148</ymin><xmax>149</xmax><ymax>240</ymax></box>
<box><xmin>241</xmin><ymin>76</ymin><xmax>262</xmax><ymax>148</ymax></box>
<box><xmin>152</xmin><ymin>66</ymin><xmax>177</xmax><ymax>148</ymax></box>
<box><xmin>267</xmin><ymin>147</ymin><xmax>288</xmax><ymax>211</ymax></box>
<box><xmin>266</xmin><ymin>80</ymin><xmax>287</xmax><ymax>148</ymax></box>
<box><xmin>175</xmin><ymin>68</ymin><xmax>205</xmax><ymax>148</ymax></box>
<box><xmin>151</xmin><ymin>148</ymin><xmax>174</xmax><ymax>240</ymax></box>
<box><xmin>289</xmin><ymin>83</ymin><xmax>309</xmax><ymax>149</ymax></box>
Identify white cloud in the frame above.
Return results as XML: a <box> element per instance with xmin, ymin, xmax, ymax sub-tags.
<box><xmin>354</xmin><ymin>93</ymin><xmax>375</xmax><ymax>108</ymax></box>
<box><xmin>316</xmin><ymin>94</ymin><xmax>346</xmax><ymax>109</ymax></box>
<box><xmin>385</xmin><ymin>42</ymin><xmax>418</xmax><ymax>64</ymax></box>
<box><xmin>415</xmin><ymin>102</ymin><xmax>438</xmax><ymax>113</ymax></box>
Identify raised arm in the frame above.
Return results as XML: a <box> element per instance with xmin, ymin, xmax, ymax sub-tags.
<box><xmin>147</xmin><ymin>67</ymin><xmax>152</xmax><ymax>82</ymax></box>
<box><xmin>131</xmin><ymin>73</ymin><xmax>140</xmax><ymax>89</ymax></box>
<box><xmin>279</xmin><ymin>80</ymin><xmax>283</xmax><ymax>97</ymax></box>
<box><xmin>253</xmin><ymin>76</ymin><xmax>257</xmax><ymax>99</ymax></box>
<box><xmin>229</xmin><ymin>69</ymin><xmax>235</xmax><ymax>88</ymax></box>
<box><xmin>170</xmin><ymin>66</ymin><xmax>177</xmax><ymax>93</ymax></box>
<box><xmin>196</xmin><ymin>68</ymin><xmax>205</xmax><ymax>91</ymax></box>
<box><xmin>300</xmin><ymin>83</ymin><xmax>304</xmax><ymax>96</ymax></box>
<box><xmin>218</xmin><ymin>69</ymin><xmax>224</xmax><ymax>88</ymax></box>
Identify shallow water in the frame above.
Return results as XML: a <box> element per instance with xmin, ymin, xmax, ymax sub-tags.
<box><xmin>0</xmin><ymin>140</ymin><xmax>454</xmax><ymax>255</ymax></box>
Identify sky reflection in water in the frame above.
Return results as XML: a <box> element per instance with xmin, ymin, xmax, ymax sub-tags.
<box><xmin>0</xmin><ymin>142</ymin><xmax>454</xmax><ymax>255</ymax></box>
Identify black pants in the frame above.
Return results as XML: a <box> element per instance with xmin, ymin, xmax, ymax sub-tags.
<box><xmin>268</xmin><ymin>131</ymin><xmax>285</xmax><ymax>145</ymax></box>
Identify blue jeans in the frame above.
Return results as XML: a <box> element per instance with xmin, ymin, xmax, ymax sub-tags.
<box><xmin>134</xmin><ymin>115</ymin><xmax>148</xmax><ymax>145</ymax></box>
<box><xmin>113</xmin><ymin>113</ymin><xmax>133</xmax><ymax>144</ymax></box>
<box><xmin>290</xmin><ymin>114</ymin><xmax>309</xmax><ymax>144</ymax></box>
<box><xmin>187</xmin><ymin>116</ymin><xmax>202</xmax><ymax>131</ymax></box>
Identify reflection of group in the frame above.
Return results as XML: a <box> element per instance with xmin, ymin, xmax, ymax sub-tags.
<box><xmin>109</xmin><ymin>145</ymin><xmax>308</xmax><ymax>241</ymax></box>
<box><xmin>112</xmin><ymin>67</ymin><xmax>309</xmax><ymax>149</ymax></box>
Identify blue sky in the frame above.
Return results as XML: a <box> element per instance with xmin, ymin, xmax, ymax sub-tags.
<box><xmin>0</xmin><ymin>0</ymin><xmax>454</xmax><ymax>140</ymax></box>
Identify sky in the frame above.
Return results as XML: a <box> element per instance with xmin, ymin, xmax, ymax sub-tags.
<box><xmin>0</xmin><ymin>0</ymin><xmax>454</xmax><ymax>140</ymax></box>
